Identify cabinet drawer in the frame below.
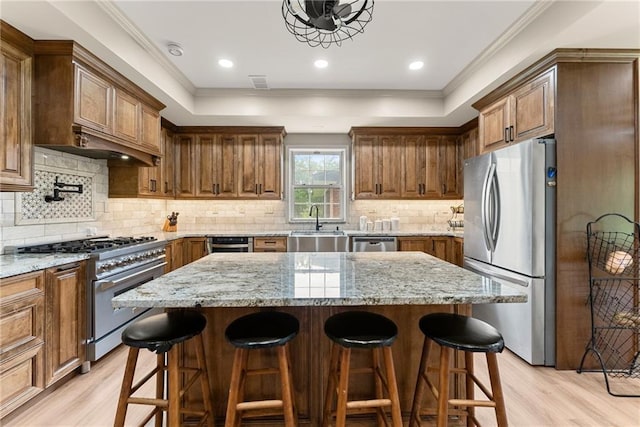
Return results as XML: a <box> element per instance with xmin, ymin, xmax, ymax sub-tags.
<box><xmin>0</xmin><ymin>343</ymin><xmax>45</xmax><ymax>418</ymax></box>
<box><xmin>253</xmin><ymin>237</ymin><xmax>287</xmax><ymax>252</ymax></box>
<box><xmin>0</xmin><ymin>271</ymin><xmax>44</xmax><ymax>300</ymax></box>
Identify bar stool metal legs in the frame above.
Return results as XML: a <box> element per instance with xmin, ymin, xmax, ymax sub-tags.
<box><xmin>114</xmin><ymin>311</ymin><xmax>214</xmax><ymax>427</ymax></box>
<box><xmin>322</xmin><ymin>311</ymin><xmax>402</xmax><ymax>427</ymax></box>
<box><xmin>409</xmin><ymin>312</ymin><xmax>508</xmax><ymax>427</ymax></box>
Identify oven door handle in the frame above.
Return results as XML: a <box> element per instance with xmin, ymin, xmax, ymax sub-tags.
<box><xmin>97</xmin><ymin>262</ymin><xmax>167</xmax><ymax>292</ymax></box>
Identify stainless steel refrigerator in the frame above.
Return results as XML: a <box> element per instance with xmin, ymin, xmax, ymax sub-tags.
<box><xmin>463</xmin><ymin>138</ymin><xmax>556</xmax><ymax>366</ymax></box>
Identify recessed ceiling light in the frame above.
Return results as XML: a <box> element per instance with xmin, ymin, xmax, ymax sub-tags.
<box><xmin>314</xmin><ymin>59</ymin><xmax>328</xmax><ymax>69</ymax></box>
<box><xmin>218</xmin><ymin>59</ymin><xmax>234</xmax><ymax>68</ymax></box>
<box><xmin>167</xmin><ymin>43</ymin><xmax>183</xmax><ymax>57</ymax></box>
<box><xmin>409</xmin><ymin>61</ymin><xmax>424</xmax><ymax>70</ymax></box>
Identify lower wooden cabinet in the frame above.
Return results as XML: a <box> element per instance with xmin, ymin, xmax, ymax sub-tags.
<box><xmin>453</xmin><ymin>237</ymin><xmax>464</xmax><ymax>267</ymax></box>
<box><xmin>165</xmin><ymin>238</ymin><xmax>184</xmax><ymax>273</ymax></box>
<box><xmin>253</xmin><ymin>237</ymin><xmax>287</xmax><ymax>252</ymax></box>
<box><xmin>45</xmin><ymin>262</ymin><xmax>85</xmax><ymax>387</ymax></box>
<box><xmin>0</xmin><ymin>271</ymin><xmax>46</xmax><ymax>418</ymax></box>
<box><xmin>183</xmin><ymin>237</ymin><xmax>207</xmax><ymax>264</ymax></box>
<box><xmin>398</xmin><ymin>236</ymin><xmax>461</xmax><ymax>265</ymax></box>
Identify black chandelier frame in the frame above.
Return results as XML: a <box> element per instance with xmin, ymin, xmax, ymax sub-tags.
<box><xmin>282</xmin><ymin>0</ymin><xmax>374</xmax><ymax>48</ymax></box>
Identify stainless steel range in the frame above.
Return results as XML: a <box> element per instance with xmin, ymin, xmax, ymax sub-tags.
<box><xmin>13</xmin><ymin>236</ymin><xmax>166</xmax><ymax>364</ymax></box>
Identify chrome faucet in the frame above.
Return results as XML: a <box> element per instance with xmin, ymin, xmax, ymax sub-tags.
<box><xmin>309</xmin><ymin>205</ymin><xmax>322</xmax><ymax>231</ymax></box>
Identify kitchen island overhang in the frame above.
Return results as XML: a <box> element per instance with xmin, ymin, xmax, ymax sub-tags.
<box><xmin>112</xmin><ymin>251</ymin><xmax>526</xmax><ymax>309</ymax></box>
<box><xmin>112</xmin><ymin>252</ymin><xmax>526</xmax><ymax>426</ymax></box>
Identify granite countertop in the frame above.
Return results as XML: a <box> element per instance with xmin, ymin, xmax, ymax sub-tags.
<box><xmin>0</xmin><ymin>253</ymin><xmax>90</xmax><ymax>279</ymax></box>
<box><xmin>112</xmin><ymin>251</ymin><xmax>524</xmax><ymax>309</ymax></box>
<box><xmin>160</xmin><ymin>229</ymin><xmax>464</xmax><ymax>240</ymax></box>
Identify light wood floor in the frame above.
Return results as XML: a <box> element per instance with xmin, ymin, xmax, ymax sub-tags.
<box><xmin>2</xmin><ymin>345</ymin><xmax>639</xmax><ymax>426</ymax></box>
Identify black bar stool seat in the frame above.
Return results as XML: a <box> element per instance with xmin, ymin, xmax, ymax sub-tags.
<box><xmin>224</xmin><ymin>311</ymin><xmax>299</xmax><ymax>427</ymax></box>
<box><xmin>115</xmin><ymin>310</ymin><xmax>215</xmax><ymax>427</ymax></box>
<box><xmin>324</xmin><ymin>310</ymin><xmax>398</xmax><ymax>348</ymax></box>
<box><xmin>410</xmin><ymin>312</ymin><xmax>508</xmax><ymax>427</ymax></box>
<box><xmin>419</xmin><ymin>312</ymin><xmax>505</xmax><ymax>353</ymax></box>
<box><xmin>322</xmin><ymin>311</ymin><xmax>403</xmax><ymax>427</ymax></box>
<box><xmin>122</xmin><ymin>310</ymin><xmax>206</xmax><ymax>352</ymax></box>
<box><xmin>225</xmin><ymin>311</ymin><xmax>299</xmax><ymax>349</ymax></box>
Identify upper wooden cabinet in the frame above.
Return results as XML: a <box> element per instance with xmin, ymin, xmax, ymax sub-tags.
<box><xmin>33</xmin><ymin>41</ymin><xmax>164</xmax><ymax>166</ymax></box>
<box><xmin>351</xmin><ymin>128</ymin><xmax>463</xmax><ymax>200</ymax></box>
<box><xmin>476</xmin><ymin>69</ymin><xmax>555</xmax><ymax>153</ymax></box>
<box><xmin>173</xmin><ymin>127</ymin><xmax>285</xmax><ymax>200</ymax></box>
<box><xmin>0</xmin><ymin>21</ymin><xmax>34</xmax><ymax>192</ymax></box>
<box><xmin>352</xmin><ymin>134</ymin><xmax>402</xmax><ymax>199</ymax></box>
<box><xmin>108</xmin><ymin>121</ymin><xmax>175</xmax><ymax>198</ymax></box>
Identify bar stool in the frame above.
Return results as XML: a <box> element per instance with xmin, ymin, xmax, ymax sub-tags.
<box><xmin>224</xmin><ymin>311</ymin><xmax>299</xmax><ymax>427</ymax></box>
<box><xmin>322</xmin><ymin>311</ymin><xmax>402</xmax><ymax>427</ymax></box>
<box><xmin>114</xmin><ymin>310</ymin><xmax>214</xmax><ymax>427</ymax></box>
<box><xmin>409</xmin><ymin>312</ymin><xmax>508</xmax><ymax>427</ymax></box>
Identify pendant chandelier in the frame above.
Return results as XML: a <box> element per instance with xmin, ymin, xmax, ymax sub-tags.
<box><xmin>282</xmin><ymin>0</ymin><xmax>374</xmax><ymax>48</ymax></box>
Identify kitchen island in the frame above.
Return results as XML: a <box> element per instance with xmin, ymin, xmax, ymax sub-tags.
<box><xmin>113</xmin><ymin>251</ymin><xmax>525</xmax><ymax>426</ymax></box>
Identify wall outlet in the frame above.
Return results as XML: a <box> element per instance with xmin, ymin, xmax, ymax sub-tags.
<box><xmin>238</xmin><ymin>206</ymin><xmax>245</xmax><ymax>214</ymax></box>
<box><xmin>368</xmin><ymin>208</ymin><xmax>377</xmax><ymax>214</ymax></box>
<box><xmin>265</xmin><ymin>206</ymin><xmax>274</xmax><ymax>214</ymax></box>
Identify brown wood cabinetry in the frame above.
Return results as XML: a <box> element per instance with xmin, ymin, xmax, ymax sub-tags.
<box><xmin>0</xmin><ymin>21</ymin><xmax>34</xmax><ymax>192</ymax></box>
<box><xmin>253</xmin><ymin>237</ymin><xmax>287</xmax><ymax>252</ymax></box>
<box><xmin>398</xmin><ymin>236</ymin><xmax>456</xmax><ymax>264</ymax></box>
<box><xmin>183</xmin><ymin>237</ymin><xmax>208</xmax><ymax>264</ymax></box>
<box><xmin>33</xmin><ymin>41</ymin><xmax>164</xmax><ymax>166</ymax></box>
<box><xmin>477</xmin><ymin>69</ymin><xmax>554</xmax><ymax>153</ymax></box>
<box><xmin>44</xmin><ymin>262</ymin><xmax>85</xmax><ymax>387</ymax></box>
<box><xmin>460</xmin><ymin>119</ymin><xmax>479</xmax><ymax>161</ymax></box>
<box><xmin>108</xmin><ymin>121</ymin><xmax>175</xmax><ymax>198</ymax></box>
<box><xmin>351</xmin><ymin>134</ymin><xmax>402</xmax><ymax>198</ymax></box>
<box><xmin>164</xmin><ymin>239</ymin><xmax>184</xmax><ymax>273</ymax></box>
<box><xmin>351</xmin><ymin>128</ymin><xmax>463</xmax><ymax>200</ymax></box>
<box><xmin>472</xmin><ymin>49</ymin><xmax>639</xmax><ymax>369</ymax></box>
<box><xmin>174</xmin><ymin>127</ymin><xmax>284</xmax><ymax>200</ymax></box>
<box><xmin>453</xmin><ymin>237</ymin><xmax>464</xmax><ymax>267</ymax></box>
<box><xmin>0</xmin><ymin>271</ymin><xmax>45</xmax><ymax>418</ymax></box>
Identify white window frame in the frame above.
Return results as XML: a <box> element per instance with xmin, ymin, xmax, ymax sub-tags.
<box><xmin>287</xmin><ymin>147</ymin><xmax>347</xmax><ymax>224</ymax></box>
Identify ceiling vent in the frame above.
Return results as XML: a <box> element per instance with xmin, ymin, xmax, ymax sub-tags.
<box><xmin>248</xmin><ymin>75</ymin><xmax>269</xmax><ymax>90</ymax></box>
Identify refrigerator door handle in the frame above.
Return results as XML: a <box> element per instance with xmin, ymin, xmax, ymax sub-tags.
<box><xmin>482</xmin><ymin>162</ymin><xmax>497</xmax><ymax>252</ymax></box>
<box><xmin>488</xmin><ymin>163</ymin><xmax>501</xmax><ymax>250</ymax></box>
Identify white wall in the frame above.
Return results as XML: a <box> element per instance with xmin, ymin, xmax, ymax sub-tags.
<box><xmin>0</xmin><ymin>140</ymin><xmax>462</xmax><ymax>253</ymax></box>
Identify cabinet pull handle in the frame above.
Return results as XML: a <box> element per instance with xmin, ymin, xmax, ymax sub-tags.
<box><xmin>504</xmin><ymin>127</ymin><xmax>509</xmax><ymax>143</ymax></box>
<box><xmin>259</xmin><ymin>183</ymin><xmax>262</xmax><ymax>194</ymax></box>
<box><xmin>164</xmin><ymin>182</ymin><xmax>168</xmax><ymax>194</ymax></box>
<box><xmin>217</xmin><ymin>183</ymin><xmax>220</xmax><ymax>195</ymax></box>
<box><xmin>420</xmin><ymin>183</ymin><xmax>424</xmax><ymax>195</ymax></box>
<box><xmin>55</xmin><ymin>264</ymin><xmax>79</xmax><ymax>272</ymax></box>
<box><xmin>509</xmin><ymin>125</ymin><xmax>514</xmax><ymax>142</ymax></box>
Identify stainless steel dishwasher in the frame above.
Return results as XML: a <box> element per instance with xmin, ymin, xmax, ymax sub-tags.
<box><xmin>352</xmin><ymin>236</ymin><xmax>397</xmax><ymax>252</ymax></box>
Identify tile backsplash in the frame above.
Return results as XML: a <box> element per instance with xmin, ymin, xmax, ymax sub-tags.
<box><xmin>0</xmin><ymin>147</ymin><xmax>462</xmax><ymax>254</ymax></box>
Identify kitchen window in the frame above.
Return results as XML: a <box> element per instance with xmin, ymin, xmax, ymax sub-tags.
<box><xmin>288</xmin><ymin>148</ymin><xmax>346</xmax><ymax>223</ymax></box>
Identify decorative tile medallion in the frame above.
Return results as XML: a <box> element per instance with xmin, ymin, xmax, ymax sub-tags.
<box><xmin>15</xmin><ymin>166</ymin><xmax>95</xmax><ymax>224</ymax></box>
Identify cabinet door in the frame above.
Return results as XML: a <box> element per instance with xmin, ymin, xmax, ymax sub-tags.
<box><xmin>174</xmin><ymin>134</ymin><xmax>196</xmax><ymax>198</ymax></box>
<box><xmin>377</xmin><ymin>135</ymin><xmax>401</xmax><ymax>198</ymax></box>
<box><xmin>422</xmin><ymin>136</ymin><xmax>441</xmax><ymax>198</ymax></box>
<box><xmin>397</xmin><ymin>238</ymin><xmax>431</xmax><ymax>252</ymax></box>
<box><xmin>45</xmin><ymin>263</ymin><xmax>85</xmax><ymax>387</ymax></box>
<box><xmin>0</xmin><ymin>40</ymin><xmax>33</xmax><ymax>191</ymax></box>
<box><xmin>172</xmin><ymin>239</ymin><xmax>184</xmax><ymax>269</ymax></box>
<box><xmin>183</xmin><ymin>237</ymin><xmax>207</xmax><ymax>264</ymax></box>
<box><xmin>439</xmin><ymin>135</ymin><xmax>462</xmax><ymax>198</ymax></box>
<box><xmin>478</xmin><ymin>96</ymin><xmax>510</xmax><ymax>153</ymax></box>
<box><xmin>74</xmin><ymin>66</ymin><xmax>112</xmax><ymax>133</ymax></box>
<box><xmin>194</xmin><ymin>134</ymin><xmax>217</xmax><ymax>198</ymax></box>
<box><xmin>253</xmin><ymin>237</ymin><xmax>287</xmax><ymax>252</ymax></box>
<box><xmin>259</xmin><ymin>134</ymin><xmax>282</xmax><ymax>199</ymax></box>
<box><xmin>237</xmin><ymin>134</ymin><xmax>260</xmax><ymax>198</ymax></box>
<box><xmin>213</xmin><ymin>135</ymin><xmax>238</xmax><ymax>198</ymax></box>
<box><xmin>511</xmin><ymin>69</ymin><xmax>555</xmax><ymax>142</ymax></box>
<box><xmin>113</xmin><ymin>88</ymin><xmax>140</xmax><ymax>144</ymax></box>
<box><xmin>461</xmin><ymin>126</ymin><xmax>478</xmax><ymax>160</ymax></box>
<box><xmin>161</xmin><ymin>127</ymin><xmax>175</xmax><ymax>197</ymax></box>
<box><xmin>353</xmin><ymin>135</ymin><xmax>378</xmax><ymax>199</ymax></box>
<box><xmin>428</xmin><ymin>237</ymin><xmax>452</xmax><ymax>260</ymax></box>
<box><xmin>453</xmin><ymin>237</ymin><xmax>464</xmax><ymax>267</ymax></box>
<box><xmin>401</xmin><ymin>135</ymin><xmax>426</xmax><ymax>198</ymax></box>
<box><xmin>140</xmin><ymin>104</ymin><xmax>161</xmax><ymax>153</ymax></box>
<box><xmin>0</xmin><ymin>271</ymin><xmax>45</xmax><ymax>418</ymax></box>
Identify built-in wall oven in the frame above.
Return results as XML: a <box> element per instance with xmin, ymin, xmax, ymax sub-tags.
<box><xmin>207</xmin><ymin>236</ymin><xmax>253</xmax><ymax>253</ymax></box>
<box><xmin>13</xmin><ymin>236</ymin><xmax>166</xmax><ymax>367</ymax></box>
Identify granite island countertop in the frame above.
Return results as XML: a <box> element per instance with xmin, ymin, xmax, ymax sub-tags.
<box><xmin>0</xmin><ymin>253</ymin><xmax>90</xmax><ymax>279</ymax></box>
<box><xmin>112</xmin><ymin>251</ymin><xmax>524</xmax><ymax>308</ymax></box>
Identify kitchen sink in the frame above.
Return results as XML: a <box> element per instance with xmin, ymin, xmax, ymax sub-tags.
<box><xmin>289</xmin><ymin>230</ymin><xmax>345</xmax><ymax>236</ymax></box>
<box><xmin>287</xmin><ymin>231</ymin><xmax>349</xmax><ymax>252</ymax></box>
